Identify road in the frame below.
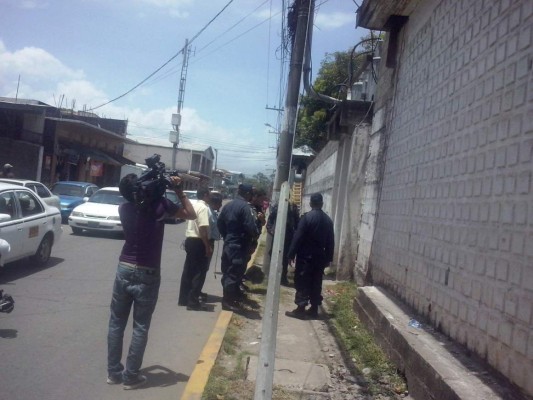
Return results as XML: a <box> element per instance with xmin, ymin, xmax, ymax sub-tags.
<box><xmin>0</xmin><ymin>222</ymin><xmax>224</xmax><ymax>400</ymax></box>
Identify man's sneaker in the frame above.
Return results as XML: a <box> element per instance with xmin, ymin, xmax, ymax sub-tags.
<box><xmin>107</xmin><ymin>375</ymin><xmax>122</xmax><ymax>385</ymax></box>
<box><xmin>123</xmin><ymin>374</ymin><xmax>147</xmax><ymax>390</ymax></box>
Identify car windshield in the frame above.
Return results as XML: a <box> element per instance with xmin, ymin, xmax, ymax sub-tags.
<box><xmin>89</xmin><ymin>191</ymin><xmax>126</xmax><ymax>205</ymax></box>
<box><xmin>52</xmin><ymin>184</ymin><xmax>85</xmax><ymax>197</ymax></box>
<box><xmin>183</xmin><ymin>191</ymin><xmax>197</xmax><ymax>200</ymax></box>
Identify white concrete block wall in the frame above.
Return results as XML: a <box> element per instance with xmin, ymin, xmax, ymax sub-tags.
<box><xmin>302</xmin><ymin>141</ymin><xmax>338</xmax><ymax>216</ymax></box>
<box><xmin>368</xmin><ymin>0</ymin><xmax>533</xmax><ymax>394</ymax></box>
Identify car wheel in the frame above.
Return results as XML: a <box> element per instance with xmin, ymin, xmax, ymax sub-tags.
<box><xmin>71</xmin><ymin>227</ymin><xmax>83</xmax><ymax>235</ymax></box>
<box><xmin>32</xmin><ymin>234</ymin><xmax>53</xmax><ymax>267</ymax></box>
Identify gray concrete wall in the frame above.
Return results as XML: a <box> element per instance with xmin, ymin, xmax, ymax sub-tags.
<box><xmin>366</xmin><ymin>0</ymin><xmax>533</xmax><ymax>395</ymax></box>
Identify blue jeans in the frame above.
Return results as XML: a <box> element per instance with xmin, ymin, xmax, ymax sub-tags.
<box><xmin>107</xmin><ymin>263</ymin><xmax>160</xmax><ymax>383</ymax></box>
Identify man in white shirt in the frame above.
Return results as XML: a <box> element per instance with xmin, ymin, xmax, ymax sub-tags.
<box><xmin>178</xmin><ymin>187</ymin><xmax>211</xmax><ymax>311</ymax></box>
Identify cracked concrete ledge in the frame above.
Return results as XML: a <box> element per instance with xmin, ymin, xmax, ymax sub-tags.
<box><xmin>354</xmin><ymin>286</ymin><xmax>528</xmax><ymax>400</ymax></box>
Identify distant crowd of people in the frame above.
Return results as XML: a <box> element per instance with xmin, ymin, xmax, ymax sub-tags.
<box><xmin>106</xmin><ymin>173</ymin><xmax>334</xmax><ymax>389</ymax></box>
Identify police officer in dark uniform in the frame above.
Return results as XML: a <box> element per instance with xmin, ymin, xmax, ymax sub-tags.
<box><xmin>286</xmin><ymin>193</ymin><xmax>334</xmax><ymax>319</ymax></box>
<box><xmin>217</xmin><ymin>184</ymin><xmax>259</xmax><ymax>310</ymax></box>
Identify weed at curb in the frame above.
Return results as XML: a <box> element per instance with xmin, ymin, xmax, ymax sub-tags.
<box><xmin>324</xmin><ymin>282</ymin><xmax>408</xmax><ymax>398</ymax></box>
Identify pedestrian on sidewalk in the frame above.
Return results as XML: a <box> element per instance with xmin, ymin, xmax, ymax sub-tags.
<box><xmin>285</xmin><ymin>193</ymin><xmax>334</xmax><ymax>320</ymax></box>
<box><xmin>107</xmin><ymin>174</ymin><xmax>195</xmax><ymax>389</ymax></box>
<box><xmin>178</xmin><ymin>187</ymin><xmax>212</xmax><ymax>311</ymax></box>
<box><xmin>217</xmin><ymin>184</ymin><xmax>258</xmax><ymax>311</ymax></box>
<box><xmin>0</xmin><ymin>163</ymin><xmax>14</xmax><ymax>178</ymax></box>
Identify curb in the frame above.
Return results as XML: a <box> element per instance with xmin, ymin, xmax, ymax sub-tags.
<box><xmin>354</xmin><ymin>286</ymin><xmax>526</xmax><ymax>400</ymax></box>
<box><xmin>180</xmin><ymin>310</ymin><xmax>233</xmax><ymax>400</ymax></box>
<box><xmin>180</xmin><ymin>235</ymin><xmax>263</xmax><ymax>399</ymax></box>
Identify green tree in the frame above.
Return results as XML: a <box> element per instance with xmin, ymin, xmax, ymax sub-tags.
<box><xmin>243</xmin><ymin>172</ymin><xmax>271</xmax><ymax>192</ymax></box>
<box><xmin>295</xmin><ymin>33</ymin><xmax>382</xmax><ymax>152</ymax></box>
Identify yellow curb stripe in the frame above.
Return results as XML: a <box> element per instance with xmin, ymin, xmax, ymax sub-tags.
<box><xmin>180</xmin><ymin>310</ymin><xmax>233</xmax><ymax>400</ymax></box>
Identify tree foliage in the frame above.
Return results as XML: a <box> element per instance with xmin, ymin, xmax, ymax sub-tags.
<box><xmin>295</xmin><ymin>33</ymin><xmax>383</xmax><ymax>152</ymax></box>
<box><xmin>243</xmin><ymin>172</ymin><xmax>272</xmax><ymax>193</ymax></box>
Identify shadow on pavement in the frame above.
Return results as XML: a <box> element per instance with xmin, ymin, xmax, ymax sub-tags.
<box><xmin>141</xmin><ymin>365</ymin><xmax>189</xmax><ymax>388</ymax></box>
<box><xmin>0</xmin><ymin>256</ymin><xmax>65</xmax><ymax>284</ymax></box>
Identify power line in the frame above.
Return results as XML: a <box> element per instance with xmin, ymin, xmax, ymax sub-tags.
<box><xmin>86</xmin><ymin>0</ymin><xmax>235</xmax><ymax>112</ymax></box>
<box><xmin>191</xmin><ymin>8</ymin><xmax>282</xmax><ymax>66</ymax></box>
<box><xmin>196</xmin><ymin>0</ymin><xmax>269</xmax><ymax>55</ymax></box>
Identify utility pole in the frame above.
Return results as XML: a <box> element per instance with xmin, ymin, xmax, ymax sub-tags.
<box><xmin>271</xmin><ymin>0</ymin><xmax>313</xmax><ymax>203</ymax></box>
<box><xmin>171</xmin><ymin>39</ymin><xmax>190</xmax><ymax>169</ymax></box>
<box><xmin>254</xmin><ymin>2</ymin><xmax>314</xmax><ymax>399</ymax></box>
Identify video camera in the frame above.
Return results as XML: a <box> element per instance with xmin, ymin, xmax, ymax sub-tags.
<box><xmin>136</xmin><ymin>154</ymin><xmax>181</xmax><ymax>205</ymax></box>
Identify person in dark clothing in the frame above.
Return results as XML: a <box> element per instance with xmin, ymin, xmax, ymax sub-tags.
<box><xmin>178</xmin><ymin>187</ymin><xmax>211</xmax><ymax>311</ymax></box>
<box><xmin>285</xmin><ymin>193</ymin><xmax>334</xmax><ymax>320</ymax></box>
<box><xmin>107</xmin><ymin>174</ymin><xmax>195</xmax><ymax>389</ymax></box>
<box><xmin>266</xmin><ymin>202</ymin><xmax>299</xmax><ymax>286</ymax></box>
<box><xmin>217</xmin><ymin>184</ymin><xmax>258</xmax><ymax>311</ymax></box>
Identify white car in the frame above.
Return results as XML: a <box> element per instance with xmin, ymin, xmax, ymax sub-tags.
<box><xmin>182</xmin><ymin>190</ymin><xmax>199</xmax><ymax>205</ymax></box>
<box><xmin>68</xmin><ymin>187</ymin><xmax>127</xmax><ymax>234</ymax></box>
<box><xmin>0</xmin><ymin>178</ymin><xmax>61</xmax><ymax>210</ymax></box>
<box><xmin>0</xmin><ymin>183</ymin><xmax>63</xmax><ymax>267</ymax></box>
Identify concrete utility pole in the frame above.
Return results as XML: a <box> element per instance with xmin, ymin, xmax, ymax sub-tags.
<box><xmin>254</xmin><ymin>182</ymin><xmax>290</xmax><ymax>400</ymax></box>
<box><xmin>171</xmin><ymin>39</ymin><xmax>190</xmax><ymax>169</ymax></box>
<box><xmin>271</xmin><ymin>0</ymin><xmax>313</xmax><ymax>203</ymax></box>
<box><xmin>255</xmin><ymin>2</ymin><xmax>314</xmax><ymax>399</ymax></box>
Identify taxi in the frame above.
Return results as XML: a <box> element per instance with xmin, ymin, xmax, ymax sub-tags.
<box><xmin>0</xmin><ymin>182</ymin><xmax>63</xmax><ymax>267</ymax></box>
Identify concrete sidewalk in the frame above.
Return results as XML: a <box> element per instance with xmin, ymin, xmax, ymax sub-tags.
<box><xmin>182</xmin><ymin>280</ymin><xmax>528</xmax><ymax>400</ymax></box>
<box><xmin>181</xmin><ymin>233</ymin><xmax>526</xmax><ymax>399</ymax></box>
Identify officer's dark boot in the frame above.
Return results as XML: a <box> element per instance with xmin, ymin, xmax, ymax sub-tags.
<box><xmin>285</xmin><ymin>305</ymin><xmax>306</xmax><ymax>320</ymax></box>
<box><xmin>222</xmin><ymin>290</ymin><xmax>239</xmax><ymax>312</ymax></box>
<box><xmin>305</xmin><ymin>304</ymin><xmax>319</xmax><ymax>319</ymax></box>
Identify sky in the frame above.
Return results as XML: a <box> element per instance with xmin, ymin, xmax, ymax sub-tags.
<box><xmin>0</xmin><ymin>0</ymin><xmax>368</xmax><ymax>176</ymax></box>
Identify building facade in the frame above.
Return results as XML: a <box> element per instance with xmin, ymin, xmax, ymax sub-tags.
<box><xmin>0</xmin><ymin>98</ymin><xmax>132</xmax><ymax>187</ymax></box>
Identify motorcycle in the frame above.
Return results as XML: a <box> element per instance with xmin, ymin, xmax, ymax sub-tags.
<box><xmin>0</xmin><ymin>290</ymin><xmax>14</xmax><ymax>313</ymax></box>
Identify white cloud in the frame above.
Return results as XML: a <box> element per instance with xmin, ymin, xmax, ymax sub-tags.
<box><xmin>315</xmin><ymin>11</ymin><xmax>355</xmax><ymax>30</ymax></box>
<box><xmin>0</xmin><ymin>40</ymin><xmax>86</xmax><ymax>101</ymax></box>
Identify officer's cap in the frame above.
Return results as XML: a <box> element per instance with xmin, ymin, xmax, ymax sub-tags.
<box><xmin>238</xmin><ymin>184</ymin><xmax>253</xmax><ymax>194</ymax></box>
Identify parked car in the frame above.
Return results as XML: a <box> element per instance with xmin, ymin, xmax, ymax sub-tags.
<box><xmin>50</xmin><ymin>181</ymin><xmax>99</xmax><ymax>221</ymax></box>
<box><xmin>0</xmin><ymin>179</ymin><xmax>60</xmax><ymax>210</ymax></box>
<box><xmin>0</xmin><ymin>182</ymin><xmax>63</xmax><ymax>266</ymax></box>
<box><xmin>182</xmin><ymin>190</ymin><xmax>199</xmax><ymax>205</ymax></box>
<box><xmin>68</xmin><ymin>187</ymin><xmax>126</xmax><ymax>234</ymax></box>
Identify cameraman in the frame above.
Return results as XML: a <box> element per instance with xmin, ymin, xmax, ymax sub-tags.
<box><xmin>107</xmin><ymin>174</ymin><xmax>195</xmax><ymax>390</ymax></box>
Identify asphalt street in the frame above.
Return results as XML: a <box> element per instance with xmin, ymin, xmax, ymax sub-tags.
<box><xmin>0</xmin><ymin>221</ymin><xmax>224</xmax><ymax>400</ymax></box>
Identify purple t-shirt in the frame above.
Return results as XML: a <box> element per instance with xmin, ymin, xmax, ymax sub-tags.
<box><xmin>118</xmin><ymin>198</ymin><xmax>179</xmax><ymax>269</ymax></box>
